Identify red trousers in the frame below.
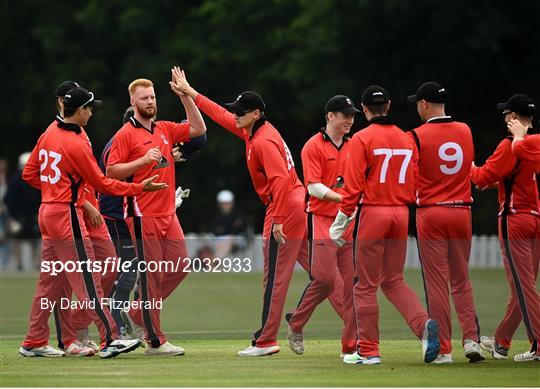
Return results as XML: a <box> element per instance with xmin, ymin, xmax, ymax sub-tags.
<box><xmin>127</xmin><ymin>214</ymin><xmax>189</xmax><ymax>347</ymax></box>
<box><xmin>70</xmin><ymin>221</ymin><xmax>118</xmax><ymax>331</ymax></box>
<box><xmin>288</xmin><ymin>213</ymin><xmax>356</xmax><ymax>353</ymax></box>
<box><xmin>22</xmin><ymin>203</ymin><xmax>117</xmax><ymax>349</ymax></box>
<box><xmin>355</xmin><ymin>205</ymin><xmax>429</xmax><ymax>357</ymax></box>
<box><xmin>252</xmin><ymin>187</ymin><xmax>307</xmax><ymax>348</ymax></box>
<box><xmin>416</xmin><ymin>206</ymin><xmax>480</xmax><ymax>354</ymax></box>
<box><xmin>496</xmin><ymin>213</ymin><xmax>540</xmax><ymax>351</ymax></box>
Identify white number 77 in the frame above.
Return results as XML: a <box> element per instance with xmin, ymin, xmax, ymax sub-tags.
<box><xmin>373</xmin><ymin>148</ymin><xmax>413</xmax><ymax>184</ymax></box>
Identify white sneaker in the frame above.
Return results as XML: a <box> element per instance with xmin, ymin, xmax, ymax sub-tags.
<box><xmin>421</xmin><ymin>319</ymin><xmax>440</xmax><ymax>363</ymax></box>
<box><xmin>433</xmin><ymin>353</ymin><xmax>453</xmax><ymax>364</ymax></box>
<box><xmin>480</xmin><ymin>335</ymin><xmax>508</xmax><ymax>359</ymax></box>
<box><xmin>99</xmin><ymin>338</ymin><xmax>141</xmax><ymax>358</ymax></box>
<box><xmin>19</xmin><ymin>345</ymin><xmax>65</xmax><ymax>357</ymax></box>
<box><xmin>121</xmin><ymin>310</ymin><xmax>145</xmax><ymax>347</ymax></box>
<box><xmin>463</xmin><ymin>339</ymin><xmax>485</xmax><ymax>363</ymax></box>
<box><xmin>237</xmin><ymin>345</ymin><xmax>280</xmax><ymax>357</ymax></box>
<box><xmin>144</xmin><ymin>341</ymin><xmax>185</xmax><ymax>356</ymax></box>
<box><xmin>65</xmin><ymin>341</ymin><xmax>95</xmax><ymax>357</ymax></box>
<box><xmin>76</xmin><ymin>328</ymin><xmax>100</xmax><ymax>352</ymax></box>
<box><xmin>287</xmin><ymin>325</ymin><xmax>304</xmax><ymax>355</ymax></box>
<box><xmin>343</xmin><ymin>352</ymin><xmax>381</xmax><ymax>365</ymax></box>
<box><xmin>513</xmin><ymin>350</ymin><xmax>540</xmax><ymax>362</ymax></box>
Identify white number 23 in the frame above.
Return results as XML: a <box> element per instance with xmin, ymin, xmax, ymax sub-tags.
<box><xmin>39</xmin><ymin>149</ymin><xmax>62</xmax><ymax>184</ymax></box>
<box><xmin>373</xmin><ymin>148</ymin><xmax>412</xmax><ymax>184</ymax></box>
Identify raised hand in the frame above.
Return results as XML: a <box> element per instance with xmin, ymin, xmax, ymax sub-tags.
<box><xmin>507</xmin><ymin>119</ymin><xmax>528</xmax><ymax>139</ymax></box>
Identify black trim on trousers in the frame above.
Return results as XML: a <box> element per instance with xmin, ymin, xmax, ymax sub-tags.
<box><xmin>500</xmin><ymin>214</ymin><xmax>538</xmax><ymax>350</ymax></box>
<box><xmin>53</xmin><ymin>307</ymin><xmax>64</xmax><ymax>349</ymax></box>
<box><xmin>133</xmin><ymin>216</ymin><xmax>161</xmax><ymax>348</ymax></box>
<box><xmin>412</xmin><ymin>205</ymin><xmax>431</xmax><ymax>314</ymax></box>
<box><xmin>69</xmin><ymin>203</ymin><xmax>114</xmax><ymax>345</ymax></box>
<box><xmin>252</xmin><ymin>224</ymin><xmax>279</xmax><ymax>346</ymax></box>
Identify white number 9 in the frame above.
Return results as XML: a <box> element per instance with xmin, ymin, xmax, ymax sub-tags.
<box><xmin>438</xmin><ymin>142</ymin><xmax>463</xmax><ymax>175</ymax></box>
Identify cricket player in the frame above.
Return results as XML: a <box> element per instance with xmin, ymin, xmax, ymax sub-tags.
<box><xmin>473</xmin><ymin>94</ymin><xmax>540</xmax><ymax>362</ymax></box>
<box><xmin>100</xmin><ymin>106</ymin><xmax>205</xmax><ymax>340</ymax></box>
<box><xmin>406</xmin><ymin>82</ymin><xmax>484</xmax><ymax>363</ymax></box>
<box><xmin>20</xmin><ymin>87</ymin><xmax>166</xmax><ymax>358</ymax></box>
<box><xmin>53</xmin><ymin>81</ymin><xmax>125</xmax><ymax>353</ymax></box>
<box><xmin>286</xmin><ymin>95</ymin><xmax>357</xmax><ymax>357</ymax></box>
<box><xmin>169</xmin><ymin>68</ymin><xmax>350</xmax><ymax>357</ymax></box>
<box><xmin>330</xmin><ymin>85</ymin><xmax>440</xmax><ymax>365</ymax></box>
<box><xmin>106</xmin><ymin>68</ymin><xmax>206</xmax><ymax>355</ymax></box>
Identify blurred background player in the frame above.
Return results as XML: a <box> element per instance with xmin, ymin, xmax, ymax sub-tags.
<box><xmin>330</xmin><ymin>85</ymin><xmax>440</xmax><ymax>365</ymax></box>
<box><xmin>213</xmin><ymin>189</ymin><xmax>247</xmax><ymax>259</ymax></box>
<box><xmin>406</xmin><ymin>82</ymin><xmax>484</xmax><ymax>363</ymax></box>
<box><xmin>473</xmin><ymin>94</ymin><xmax>540</xmax><ymax>362</ymax></box>
<box><xmin>20</xmin><ymin>86</ymin><xmax>166</xmax><ymax>358</ymax></box>
<box><xmin>286</xmin><ymin>95</ymin><xmax>357</xmax><ymax>357</ymax></box>
<box><xmin>4</xmin><ymin>152</ymin><xmax>41</xmax><ymax>271</ymax></box>
<box><xmin>106</xmin><ymin>68</ymin><xmax>206</xmax><ymax>355</ymax></box>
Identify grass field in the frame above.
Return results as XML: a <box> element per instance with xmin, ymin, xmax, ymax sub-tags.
<box><xmin>1</xmin><ymin>269</ymin><xmax>539</xmax><ymax>387</ymax></box>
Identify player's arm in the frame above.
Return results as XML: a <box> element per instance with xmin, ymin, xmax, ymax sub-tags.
<box><xmin>168</xmin><ymin>67</ymin><xmax>243</xmax><ymax>139</ymax></box>
<box><xmin>21</xmin><ymin>144</ymin><xmax>42</xmax><ymax>190</ymax></box>
<box><xmin>257</xmin><ymin>139</ymin><xmax>292</xmax><ymax>243</ymax></box>
<box><xmin>75</xmin><ymin>143</ymin><xmax>166</xmax><ymax>196</ymax></box>
<box><xmin>169</xmin><ymin>67</ymin><xmax>207</xmax><ymax>139</ymax></box>
<box><xmin>513</xmin><ymin>135</ymin><xmax>540</xmax><ymax>163</ymax></box>
<box><xmin>470</xmin><ymin>139</ymin><xmax>516</xmax><ymax>188</ymax></box>
<box><xmin>301</xmin><ymin>142</ymin><xmax>342</xmax><ymax>203</ymax></box>
<box><xmin>106</xmin><ymin>131</ymin><xmax>161</xmax><ymax>180</ymax></box>
<box><xmin>340</xmin><ymin>136</ymin><xmax>367</xmax><ymax>216</ymax></box>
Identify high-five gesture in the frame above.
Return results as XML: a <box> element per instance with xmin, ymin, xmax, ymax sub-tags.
<box><xmin>169</xmin><ymin>66</ymin><xmax>198</xmax><ymax>99</ymax></box>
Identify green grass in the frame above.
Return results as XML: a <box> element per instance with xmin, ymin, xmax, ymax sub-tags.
<box><xmin>1</xmin><ymin>270</ymin><xmax>539</xmax><ymax>387</ymax></box>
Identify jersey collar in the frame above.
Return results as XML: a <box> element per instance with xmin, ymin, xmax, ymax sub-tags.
<box><xmin>56</xmin><ymin>116</ymin><xmax>82</xmax><ymax>134</ymax></box>
<box><xmin>249</xmin><ymin>116</ymin><xmax>267</xmax><ymax>139</ymax></box>
<box><xmin>130</xmin><ymin>116</ymin><xmax>156</xmax><ymax>134</ymax></box>
<box><xmin>320</xmin><ymin>127</ymin><xmax>350</xmax><ymax>150</ymax></box>
<box><xmin>427</xmin><ymin>115</ymin><xmax>453</xmax><ymax>123</ymax></box>
<box><xmin>368</xmin><ymin>116</ymin><xmax>393</xmax><ymax>125</ymax></box>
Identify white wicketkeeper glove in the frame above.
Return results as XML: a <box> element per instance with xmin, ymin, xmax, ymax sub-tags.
<box><xmin>175</xmin><ymin>187</ymin><xmax>191</xmax><ymax>209</ymax></box>
<box><xmin>329</xmin><ymin>210</ymin><xmax>356</xmax><ymax>248</ymax></box>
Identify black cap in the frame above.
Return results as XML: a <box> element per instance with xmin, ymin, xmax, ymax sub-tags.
<box><xmin>225</xmin><ymin>91</ymin><xmax>266</xmax><ymax>115</ymax></box>
<box><xmin>324</xmin><ymin>95</ymin><xmax>360</xmax><ymax>115</ymax></box>
<box><xmin>407</xmin><ymin>81</ymin><xmax>447</xmax><ymax>103</ymax></box>
<box><xmin>361</xmin><ymin>85</ymin><xmax>390</xmax><ymax>105</ymax></box>
<box><xmin>496</xmin><ymin>94</ymin><xmax>536</xmax><ymax>116</ymax></box>
<box><xmin>63</xmin><ymin>87</ymin><xmax>103</xmax><ymax>110</ymax></box>
<box><xmin>56</xmin><ymin>81</ymin><xmax>80</xmax><ymax>97</ymax></box>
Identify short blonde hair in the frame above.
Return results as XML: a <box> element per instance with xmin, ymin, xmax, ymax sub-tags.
<box><xmin>128</xmin><ymin>78</ymin><xmax>154</xmax><ymax>96</ymax></box>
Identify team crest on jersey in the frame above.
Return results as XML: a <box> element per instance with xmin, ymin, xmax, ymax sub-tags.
<box><xmin>247</xmin><ymin>147</ymin><xmax>252</xmax><ymax>161</ymax></box>
<box><xmin>160</xmin><ymin>134</ymin><xmax>169</xmax><ymax>145</ymax></box>
<box><xmin>153</xmin><ymin>155</ymin><xmax>170</xmax><ymax>170</ymax></box>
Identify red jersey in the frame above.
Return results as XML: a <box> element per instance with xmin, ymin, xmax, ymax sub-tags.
<box><xmin>514</xmin><ymin>134</ymin><xmax>540</xmax><ymax>171</ymax></box>
<box><xmin>341</xmin><ymin>117</ymin><xmax>417</xmax><ymax>216</ymax></box>
<box><xmin>107</xmin><ymin>117</ymin><xmax>190</xmax><ymax>217</ymax></box>
<box><xmin>302</xmin><ymin>130</ymin><xmax>350</xmax><ymax>217</ymax></box>
<box><xmin>409</xmin><ymin>117</ymin><xmax>474</xmax><ymax>207</ymax></box>
<box><xmin>194</xmin><ymin>94</ymin><xmax>303</xmax><ymax>224</ymax></box>
<box><xmin>471</xmin><ymin>137</ymin><xmax>539</xmax><ymax>215</ymax></box>
<box><xmin>22</xmin><ymin>119</ymin><xmax>143</xmax><ymax>206</ymax></box>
